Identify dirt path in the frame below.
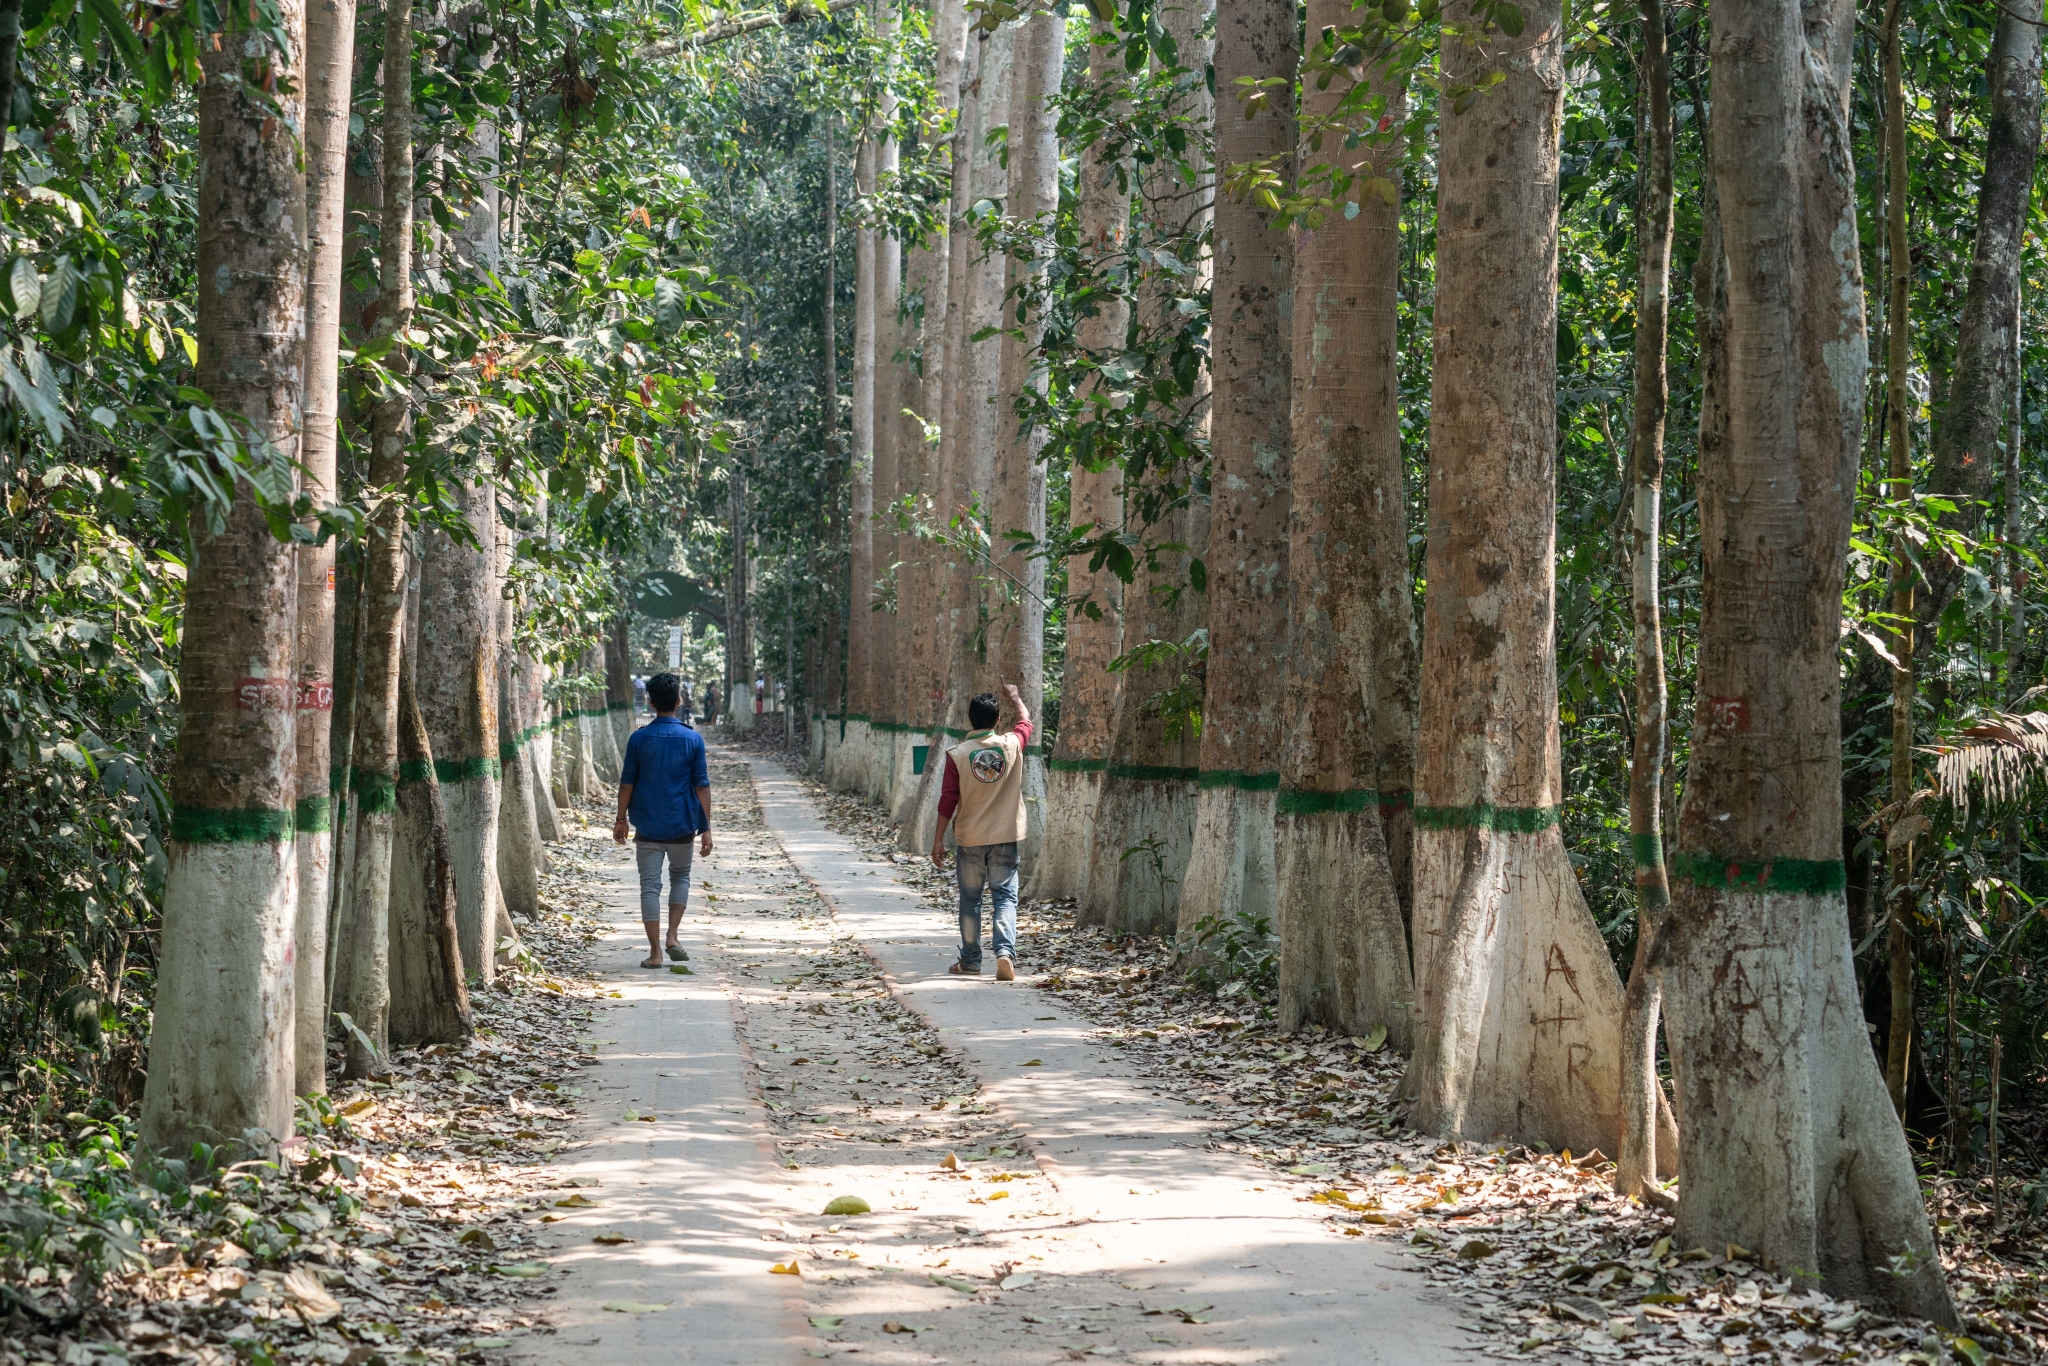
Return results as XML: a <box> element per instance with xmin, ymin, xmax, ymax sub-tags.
<box><xmin>512</xmin><ymin>743</ymin><xmax>1469</xmax><ymax>1366</ymax></box>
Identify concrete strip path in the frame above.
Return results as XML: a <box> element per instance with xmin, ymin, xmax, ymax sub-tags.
<box><xmin>511</xmin><ymin>848</ymin><xmax>810</xmax><ymax>1366</ymax></box>
<box><xmin>748</xmin><ymin>754</ymin><xmax>1471</xmax><ymax>1366</ymax></box>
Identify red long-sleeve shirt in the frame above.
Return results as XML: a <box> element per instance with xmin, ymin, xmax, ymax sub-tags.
<box><xmin>937</xmin><ymin>720</ymin><xmax>1033</xmax><ymax>819</ymax></box>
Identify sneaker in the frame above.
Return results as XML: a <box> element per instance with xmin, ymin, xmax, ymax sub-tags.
<box><xmin>949</xmin><ymin>961</ymin><xmax>982</xmax><ymax>975</ymax></box>
<box><xmin>666</xmin><ymin>942</ymin><xmax>690</xmax><ymax>962</ymax></box>
<box><xmin>995</xmin><ymin>957</ymin><xmax>1015</xmax><ymax>982</ymax></box>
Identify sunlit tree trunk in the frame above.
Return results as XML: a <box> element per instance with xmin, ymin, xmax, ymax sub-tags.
<box><xmin>899</xmin><ymin>0</ymin><xmax>972</xmax><ymax>850</ymax></box>
<box><xmin>988</xmin><ymin>2</ymin><xmax>1064</xmax><ymax>881</ymax></box>
<box><xmin>605</xmin><ymin>614</ymin><xmax>634</xmax><ymax>763</ymax></box>
<box><xmin>1615</xmin><ymin>0</ymin><xmax>1677</xmax><ymax>1201</ymax></box>
<box><xmin>1082</xmin><ymin>0</ymin><xmax>1214</xmax><ymax>935</ymax></box>
<box><xmin>930</xmin><ymin>25</ymin><xmax>1013</xmax><ymax>831</ymax></box>
<box><xmin>1660</xmin><ymin>0</ymin><xmax>1955</xmax><ymax>1318</ymax></box>
<box><xmin>1405</xmin><ymin>0</ymin><xmax>1642</xmax><ymax>1157</ymax></box>
<box><xmin>386</xmin><ymin>655</ymin><xmax>474</xmax><ymax>1046</ymax></box>
<box><xmin>142</xmin><ymin>0</ymin><xmax>309</xmax><ymax>1152</ymax></box>
<box><xmin>1274</xmin><ymin>30</ymin><xmax>1414</xmax><ymax>1046</ymax></box>
<box><xmin>1038</xmin><ymin>13</ymin><xmax>1129</xmax><ymax>900</ymax></box>
<box><xmin>842</xmin><ymin>129</ymin><xmax>879</xmax><ymax>791</ymax></box>
<box><xmin>415</xmin><ymin>480</ymin><xmax>503</xmax><ymax>982</ymax></box>
<box><xmin>1177</xmin><ymin>0</ymin><xmax>1297</xmax><ymax>945</ymax></box>
<box><xmin>291</xmin><ymin>0</ymin><xmax>358</xmax><ymax>1100</ymax></box>
<box><xmin>329</xmin><ymin>0</ymin><xmax>414</xmax><ymax>1080</ymax></box>
<box><xmin>496</xmin><ymin>528</ymin><xmax>542</xmax><ymax>920</ymax></box>
<box><xmin>523</xmin><ymin>651</ymin><xmax>562</xmax><ymax>844</ymax></box>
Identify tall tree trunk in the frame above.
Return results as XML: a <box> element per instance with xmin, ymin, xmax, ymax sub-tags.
<box><xmin>843</xmin><ymin>130</ymin><xmax>879</xmax><ymax>789</ymax></box>
<box><xmin>292</xmin><ymin>0</ymin><xmax>358</xmax><ymax>1100</ymax></box>
<box><xmin>820</xmin><ymin>117</ymin><xmax>846</xmax><ymax>773</ymax></box>
<box><xmin>523</xmin><ymin>651</ymin><xmax>562</xmax><ymax>843</ymax></box>
<box><xmin>1081</xmin><ymin>0</ymin><xmax>1214</xmax><ymax>935</ymax></box>
<box><xmin>899</xmin><ymin>0</ymin><xmax>973</xmax><ymax>850</ymax></box>
<box><xmin>1176</xmin><ymin>0</ymin><xmax>1297</xmax><ymax>944</ymax></box>
<box><xmin>1038</xmin><ymin>14</ymin><xmax>1130</xmax><ymax>898</ymax></box>
<box><xmin>1616</xmin><ymin>0</ymin><xmax>1678</xmax><ymax>1201</ymax></box>
<box><xmin>141</xmin><ymin>0</ymin><xmax>308</xmax><ymax>1153</ymax></box>
<box><xmin>416</xmin><ymin>481</ymin><xmax>504</xmax><ymax>982</ymax></box>
<box><xmin>387</xmin><ymin>656</ymin><xmax>474</xmax><ymax>1046</ymax></box>
<box><xmin>497</xmin><ymin>532</ymin><xmax>543</xmax><ymax>919</ymax></box>
<box><xmin>988</xmin><ymin>3</ymin><xmax>1064</xmax><ymax>881</ymax></box>
<box><xmin>931</xmin><ymin>25</ymin><xmax>1013</xmax><ymax>814</ymax></box>
<box><xmin>1881</xmin><ymin>0</ymin><xmax>1918</xmax><ymax>1118</ymax></box>
<box><xmin>1275</xmin><ymin>33</ymin><xmax>1414</xmax><ymax>1045</ymax></box>
<box><xmin>1660</xmin><ymin>0</ymin><xmax>1955</xmax><ymax>1319</ymax></box>
<box><xmin>605</xmin><ymin>613</ymin><xmax>634</xmax><ymax>757</ymax></box>
<box><xmin>1404</xmin><ymin>0</ymin><xmax>1642</xmax><ymax>1157</ymax></box>
<box><xmin>330</xmin><ymin>0</ymin><xmax>415</xmax><ymax>1076</ymax></box>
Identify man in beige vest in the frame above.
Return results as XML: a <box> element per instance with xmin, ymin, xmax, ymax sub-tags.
<box><xmin>930</xmin><ymin>683</ymin><xmax>1032</xmax><ymax>980</ymax></box>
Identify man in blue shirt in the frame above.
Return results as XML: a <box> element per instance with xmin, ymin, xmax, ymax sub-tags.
<box><xmin>612</xmin><ymin>672</ymin><xmax>713</xmax><ymax>967</ymax></box>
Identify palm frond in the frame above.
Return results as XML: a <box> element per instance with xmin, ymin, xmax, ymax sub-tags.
<box><xmin>1920</xmin><ymin>688</ymin><xmax>2048</xmax><ymax>817</ymax></box>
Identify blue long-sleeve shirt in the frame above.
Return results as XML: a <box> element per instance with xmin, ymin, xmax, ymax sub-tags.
<box><xmin>620</xmin><ymin>716</ymin><xmax>709</xmax><ymax>841</ymax></box>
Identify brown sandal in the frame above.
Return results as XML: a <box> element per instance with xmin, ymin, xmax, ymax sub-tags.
<box><xmin>948</xmin><ymin>961</ymin><xmax>982</xmax><ymax>975</ymax></box>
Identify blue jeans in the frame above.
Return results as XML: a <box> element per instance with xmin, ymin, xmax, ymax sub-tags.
<box><xmin>635</xmin><ymin>841</ymin><xmax>695</xmax><ymax>922</ymax></box>
<box><xmin>956</xmin><ymin>842</ymin><xmax>1018</xmax><ymax>969</ymax></box>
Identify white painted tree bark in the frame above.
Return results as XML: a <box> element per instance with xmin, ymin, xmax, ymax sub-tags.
<box><xmin>141</xmin><ymin>0</ymin><xmax>307</xmax><ymax>1153</ymax></box>
<box><xmin>1403</xmin><ymin>0</ymin><xmax>1652</xmax><ymax>1159</ymax></box>
<box><xmin>329</xmin><ymin>0</ymin><xmax>414</xmax><ymax>1082</ymax></box>
<box><xmin>525</xmin><ymin>654</ymin><xmax>563</xmax><ymax>843</ymax></box>
<box><xmin>386</xmin><ymin>657</ymin><xmax>474</xmax><ymax>1047</ymax></box>
<box><xmin>1274</xmin><ymin>31</ymin><xmax>1415</xmax><ymax>1046</ymax></box>
<box><xmin>1177</xmin><ymin>0</ymin><xmax>1296</xmax><ymax>945</ymax></box>
<box><xmin>416</xmin><ymin>480</ymin><xmax>503</xmax><ymax>982</ymax></box>
<box><xmin>1658</xmin><ymin>0</ymin><xmax>1954</xmax><ymax>1318</ymax></box>
<box><xmin>292</xmin><ymin>0</ymin><xmax>357</xmax><ymax>1099</ymax></box>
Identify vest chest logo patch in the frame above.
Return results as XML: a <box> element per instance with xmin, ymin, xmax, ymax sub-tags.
<box><xmin>969</xmin><ymin>746</ymin><xmax>1007</xmax><ymax>783</ymax></box>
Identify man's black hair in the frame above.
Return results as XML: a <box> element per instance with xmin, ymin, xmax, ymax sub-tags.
<box><xmin>648</xmin><ymin>672</ymin><xmax>683</xmax><ymax>713</ymax></box>
<box><xmin>968</xmin><ymin>691</ymin><xmax>1000</xmax><ymax>730</ymax></box>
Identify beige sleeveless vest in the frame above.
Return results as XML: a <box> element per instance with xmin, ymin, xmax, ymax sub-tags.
<box><xmin>948</xmin><ymin>729</ymin><xmax>1027</xmax><ymax>847</ymax></box>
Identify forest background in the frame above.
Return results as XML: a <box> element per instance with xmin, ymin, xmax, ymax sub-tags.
<box><xmin>0</xmin><ymin>0</ymin><xmax>2041</xmax><ymax>1310</ymax></box>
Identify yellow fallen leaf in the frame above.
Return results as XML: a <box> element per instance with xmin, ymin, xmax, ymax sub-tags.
<box><xmin>593</xmin><ymin>1231</ymin><xmax>634</xmax><ymax>1245</ymax></box>
<box><xmin>939</xmin><ymin>1152</ymin><xmax>959</xmax><ymax>1171</ymax></box>
<box><xmin>770</xmin><ymin>1261</ymin><xmax>802</xmax><ymax>1275</ymax></box>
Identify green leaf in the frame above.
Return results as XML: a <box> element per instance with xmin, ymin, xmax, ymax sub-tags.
<box><xmin>822</xmin><ymin>1195</ymin><xmax>871</xmax><ymax>1216</ymax></box>
<box><xmin>82</xmin><ymin>0</ymin><xmax>143</xmax><ymax>70</ymax></box>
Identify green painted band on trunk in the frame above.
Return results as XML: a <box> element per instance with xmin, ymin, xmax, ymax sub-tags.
<box><xmin>1197</xmin><ymin>770</ymin><xmax>1280</xmax><ymax>792</ymax></box>
<box><xmin>1671</xmin><ymin>852</ymin><xmax>1847</xmax><ymax>895</ymax></box>
<box><xmin>350</xmin><ymin>769</ymin><xmax>397</xmax><ymax>815</ymax></box>
<box><xmin>294</xmin><ymin>796</ymin><xmax>332</xmax><ymax>834</ymax></box>
<box><xmin>1631</xmin><ymin>832</ymin><xmax>1665</xmax><ymax>868</ymax></box>
<box><xmin>435</xmin><ymin>756</ymin><xmax>503</xmax><ymax>785</ymax></box>
<box><xmin>499</xmin><ymin>741</ymin><xmax>520</xmax><ymax>763</ymax></box>
<box><xmin>1047</xmin><ymin>757</ymin><xmax>1110</xmax><ymax>774</ymax></box>
<box><xmin>1276</xmin><ymin>787</ymin><xmax>1414</xmax><ymax>815</ymax></box>
<box><xmin>171</xmin><ymin>805</ymin><xmax>294</xmax><ymax>844</ymax></box>
<box><xmin>1104</xmin><ymin>762</ymin><xmax>1201</xmax><ymax>783</ymax></box>
<box><xmin>1413</xmin><ymin>802</ymin><xmax>1562</xmax><ymax>834</ymax></box>
<box><xmin>329</xmin><ymin>764</ymin><xmax>346</xmax><ymax>797</ymax></box>
<box><xmin>398</xmin><ymin>758</ymin><xmax>435</xmax><ymax>788</ymax></box>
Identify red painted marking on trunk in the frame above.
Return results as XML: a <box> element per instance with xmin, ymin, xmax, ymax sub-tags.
<box><xmin>236</xmin><ymin>677</ymin><xmax>294</xmax><ymax>710</ymax></box>
<box><xmin>326</xmin><ymin>565</ymin><xmax>336</xmax><ymax>591</ymax></box>
<box><xmin>1543</xmin><ymin>943</ymin><xmax>1583</xmax><ymax>999</ymax></box>
<box><xmin>1705</xmin><ymin>695</ymin><xmax>1750</xmax><ymax>734</ymax></box>
<box><xmin>297</xmin><ymin>680</ymin><xmax>334</xmax><ymax>711</ymax></box>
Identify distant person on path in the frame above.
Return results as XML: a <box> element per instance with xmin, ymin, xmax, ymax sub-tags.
<box><xmin>613</xmin><ymin>671</ymin><xmax>713</xmax><ymax>968</ymax></box>
<box><xmin>930</xmin><ymin>682</ymin><xmax>1032</xmax><ymax>981</ymax></box>
<box><xmin>704</xmin><ymin>681</ymin><xmax>720</xmax><ymax>724</ymax></box>
<box><xmin>678</xmin><ymin>678</ymin><xmax>696</xmax><ymax>726</ymax></box>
